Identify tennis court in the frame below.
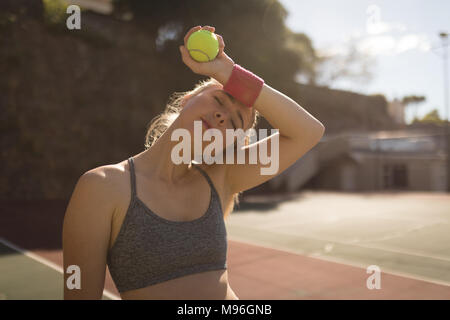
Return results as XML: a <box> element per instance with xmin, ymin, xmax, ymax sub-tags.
<box><xmin>1</xmin><ymin>191</ymin><xmax>449</xmax><ymax>299</ymax></box>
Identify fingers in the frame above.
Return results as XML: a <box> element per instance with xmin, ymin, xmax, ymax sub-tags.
<box><xmin>179</xmin><ymin>45</ymin><xmax>191</xmax><ymax>64</ymax></box>
<box><xmin>183</xmin><ymin>25</ymin><xmax>202</xmax><ymax>45</ymax></box>
<box><xmin>201</xmin><ymin>25</ymin><xmax>215</xmax><ymax>33</ymax></box>
<box><xmin>200</xmin><ymin>26</ymin><xmax>224</xmax><ymax>53</ymax></box>
<box><xmin>217</xmin><ymin>34</ymin><xmax>225</xmax><ymax>54</ymax></box>
<box><xmin>181</xmin><ymin>25</ymin><xmax>225</xmax><ymax>59</ymax></box>
<box><xmin>179</xmin><ymin>44</ymin><xmax>200</xmax><ymax>72</ymax></box>
<box><xmin>183</xmin><ymin>25</ymin><xmax>220</xmax><ymax>46</ymax></box>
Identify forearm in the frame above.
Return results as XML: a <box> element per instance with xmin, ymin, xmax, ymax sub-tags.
<box><xmin>253</xmin><ymin>83</ymin><xmax>325</xmax><ymax>139</ymax></box>
<box><xmin>214</xmin><ymin>64</ymin><xmax>325</xmax><ymax>140</ymax></box>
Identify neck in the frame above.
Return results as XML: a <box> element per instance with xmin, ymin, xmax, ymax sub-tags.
<box><xmin>135</xmin><ymin>121</ymin><xmax>194</xmax><ymax>186</ymax></box>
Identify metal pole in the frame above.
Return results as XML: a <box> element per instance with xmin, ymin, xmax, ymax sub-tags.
<box><xmin>440</xmin><ymin>32</ymin><xmax>450</xmax><ymax>192</ymax></box>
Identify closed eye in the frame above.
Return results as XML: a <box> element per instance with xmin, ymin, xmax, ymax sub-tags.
<box><xmin>214</xmin><ymin>96</ymin><xmax>236</xmax><ymax>129</ymax></box>
<box><xmin>230</xmin><ymin>119</ymin><xmax>236</xmax><ymax>130</ymax></box>
<box><xmin>214</xmin><ymin>96</ymin><xmax>223</xmax><ymax>106</ymax></box>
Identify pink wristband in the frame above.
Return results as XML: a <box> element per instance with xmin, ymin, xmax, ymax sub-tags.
<box><xmin>223</xmin><ymin>64</ymin><xmax>264</xmax><ymax>108</ymax></box>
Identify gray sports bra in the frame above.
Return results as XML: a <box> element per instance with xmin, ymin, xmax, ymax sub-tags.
<box><xmin>106</xmin><ymin>157</ymin><xmax>228</xmax><ymax>293</ymax></box>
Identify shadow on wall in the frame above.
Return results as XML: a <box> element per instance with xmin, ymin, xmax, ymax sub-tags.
<box><xmin>234</xmin><ymin>191</ymin><xmax>304</xmax><ymax>213</ymax></box>
<box><xmin>0</xmin><ymin>199</ymin><xmax>68</xmax><ymax>253</ymax></box>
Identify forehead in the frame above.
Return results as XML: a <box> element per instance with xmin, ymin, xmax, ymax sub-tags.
<box><xmin>208</xmin><ymin>87</ymin><xmax>245</xmax><ymax>108</ymax></box>
<box><xmin>222</xmin><ymin>91</ymin><xmax>255</xmax><ymax>127</ymax></box>
<box><xmin>201</xmin><ymin>85</ymin><xmax>256</xmax><ymax>127</ymax></box>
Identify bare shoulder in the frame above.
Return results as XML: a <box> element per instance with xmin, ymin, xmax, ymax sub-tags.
<box><xmin>63</xmin><ymin>161</ymin><xmax>130</xmax><ymax>299</ymax></box>
<box><xmin>69</xmin><ymin>160</ymin><xmax>130</xmax><ymax>218</ymax></box>
<box><xmin>83</xmin><ymin>160</ymin><xmax>128</xmax><ymax>189</ymax></box>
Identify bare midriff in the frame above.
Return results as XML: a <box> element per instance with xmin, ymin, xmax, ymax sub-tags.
<box><xmin>119</xmin><ymin>269</ymin><xmax>239</xmax><ymax>300</ymax></box>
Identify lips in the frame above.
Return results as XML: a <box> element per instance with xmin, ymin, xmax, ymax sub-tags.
<box><xmin>201</xmin><ymin>117</ymin><xmax>212</xmax><ymax>129</ymax></box>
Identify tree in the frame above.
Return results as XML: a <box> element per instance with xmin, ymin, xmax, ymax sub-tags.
<box><xmin>284</xmin><ymin>30</ymin><xmax>318</xmax><ymax>85</ymax></box>
<box><xmin>402</xmin><ymin>95</ymin><xmax>426</xmax><ymax>120</ymax></box>
<box><xmin>413</xmin><ymin>108</ymin><xmax>445</xmax><ymax>124</ymax></box>
<box><xmin>313</xmin><ymin>37</ymin><xmax>376</xmax><ymax>87</ymax></box>
<box><xmin>112</xmin><ymin>0</ymin><xmax>316</xmax><ymax>84</ymax></box>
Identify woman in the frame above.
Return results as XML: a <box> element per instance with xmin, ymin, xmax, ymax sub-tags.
<box><xmin>62</xmin><ymin>25</ymin><xmax>325</xmax><ymax>300</ymax></box>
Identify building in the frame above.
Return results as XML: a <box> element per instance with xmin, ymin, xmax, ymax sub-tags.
<box><xmin>264</xmin><ymin>127</ymin><xmax>448</xmax><ymax>193</ymax></box>
<box><xmin>387</xmin><ymin>98</ymin><xmax>406</xmax><ymax>126</ymax></box>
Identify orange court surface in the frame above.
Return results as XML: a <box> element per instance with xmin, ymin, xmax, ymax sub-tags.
<box><xmin>1</xmin><ymin>191</ymin><xmax>449</xmax><ymax>299</ymax></box>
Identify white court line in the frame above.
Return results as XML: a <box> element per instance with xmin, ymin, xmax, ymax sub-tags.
<box><xmin>228</xmin><ymin>235</ymin><xmax>450</xmax><ymax>288</ymax></box>
<box><xmin>253</xmin><ymin>227</ymin><xmax>450</xmax><ymax>263</ymax></box>
<box><xmin>0</xmin><ymin>238</ymin><xmax>120</xmax><ymax>300</ymax></box>
<box><xmin>344</xmin><ymin>242</ymin><xmax>450</xmax><ymax>263</ymax></box>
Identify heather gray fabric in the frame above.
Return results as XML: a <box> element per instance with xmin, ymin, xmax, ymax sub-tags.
<box><xmin>106</xmin><ymin>157</ymin><xmax>228</xmax><ymax>293</ymax></box>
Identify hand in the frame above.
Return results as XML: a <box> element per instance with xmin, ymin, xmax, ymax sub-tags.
<box><xmin>179</xmin><ymin>25</ymin><xmax>235</xmax><ymax>85</ymax></box>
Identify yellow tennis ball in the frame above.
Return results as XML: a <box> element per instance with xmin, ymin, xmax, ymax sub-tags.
<box><xmin>187</xmin><ymin>29</ymin><xmax>219</xmax><ymax>62</ymax></box>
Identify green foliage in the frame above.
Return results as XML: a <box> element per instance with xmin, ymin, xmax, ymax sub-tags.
<box><xmin>42</xmin><ymin>0</ymin><xmax>66</xmax><ymax>27</ymax></box>
<box><xmin>1</xmin><ymin>0</ymin><xmax>396</xmax><ymax>200</ymax></box>
<box><xmin>0</xmin><ymin>12</ymin><xmax>17</xmax><ymax>26</ymax></box>
<box><xmin>113</xmin><ymin>0</ymin><xmax>313</xmax><ymax>83</ymax></box>
<box><xmin>285</xmin><ymin>30</ymin><xmax>317</xmax><ymax>84</ymax></box>
<box><xmin>402</xmin><ymin>95</ymin><xmax>426</xmax><ymax>105</ymax></box>
<box><xmin>413</xmin><ymin>109</ymin><xmax>446</xmax><ymax>124</ymax></box>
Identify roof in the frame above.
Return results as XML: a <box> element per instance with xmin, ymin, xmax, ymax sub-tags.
<box><xmin>322</xmin><ymin>127</ymin><xmax>447</xmax><ymax>141</ymax></box>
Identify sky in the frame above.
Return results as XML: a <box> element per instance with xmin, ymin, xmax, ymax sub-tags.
<box><xmin>278</xmin><ymin>0</ymin><xmax>450</xmax><ymax>124</ymax></box>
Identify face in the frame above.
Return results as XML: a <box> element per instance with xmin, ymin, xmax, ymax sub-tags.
<box><xmin>178</xmin><ymin>85</ymin><xmax>254</xmax><ymax>158</ymax></box>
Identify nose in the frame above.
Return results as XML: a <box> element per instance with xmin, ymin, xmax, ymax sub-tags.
<box><xmin>213</xmin><ymin>111</ymin><xmax>228</xmax><ymax>127</ymax></box>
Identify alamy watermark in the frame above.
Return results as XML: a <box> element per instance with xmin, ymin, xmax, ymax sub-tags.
<box><xmin>66</xmin><ymin>5</ymin><xmax>81</xmax><ymax>30</ymax></box>
<box><xmin>66</xmin><ymin>264</ymin><xmax>81</xmax><ymax>290</ymax></box>
<box><xmin>170</xmin><ymin>120</ymin><xmax>280</xmax><ymax>175</ymax></box>
<box><xmin>366</xmin><ymin>265</ymin><xmax>381</xmax><ymax>290</ymax></box>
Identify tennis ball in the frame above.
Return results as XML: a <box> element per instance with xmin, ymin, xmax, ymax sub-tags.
<box><xmin>187</xmin><ymin>29</ymin><xmax>219</xmax><ymax>62</ymax></box>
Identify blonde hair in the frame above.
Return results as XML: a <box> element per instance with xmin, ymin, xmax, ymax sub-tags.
<box><xmin>144</xmin><ymin>77</ymin><xmax>260</xmax><ymax>219</ymax></box>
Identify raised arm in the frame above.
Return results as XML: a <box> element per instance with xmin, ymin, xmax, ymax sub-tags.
<box><xmin>62</xmin><ymin>170</ymin><xmax>115</xmax><ymax>299</ymax></box>
<box><xmin>218</xmin><ymin>78</ymin><xmax>325</xmax><ymax>193</ymax></box>
<box><xmin>179</xmin><ymin>25</ymin><xmax>325</xmax><ymax>193</ymax></box>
